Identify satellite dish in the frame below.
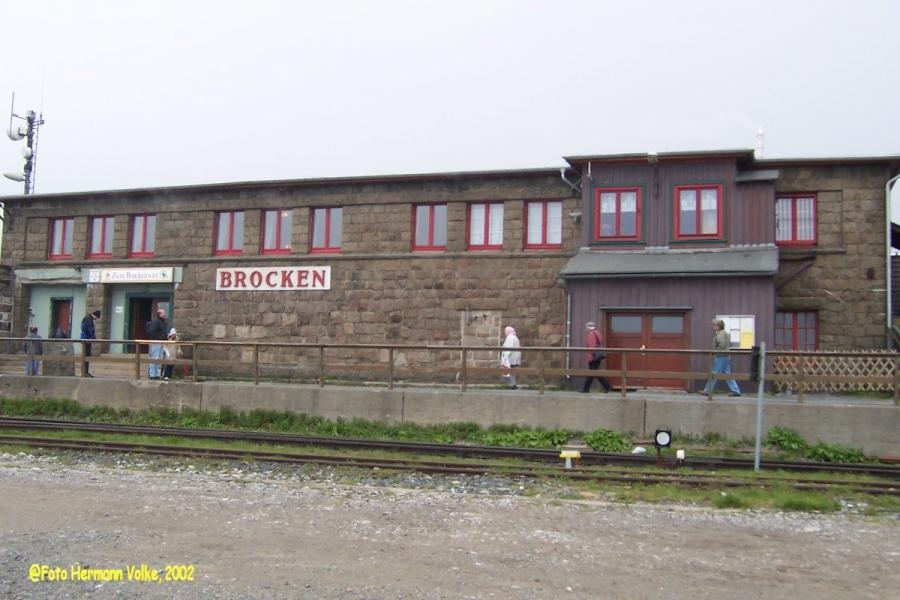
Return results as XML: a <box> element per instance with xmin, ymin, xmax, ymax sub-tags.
<box><xmin>3</xmin><ymin>171</ymin><xmax>25</xmax><ymax>182</ymax></box>
<box><xmin>6</xmin><ymin>123</ymin><xmax>26</xmax><ymax>141</ymax></box>
<box><xmin>22</xmin><ymin>147</ymin><xmax>32</xmax><ymax>159</ymax></box>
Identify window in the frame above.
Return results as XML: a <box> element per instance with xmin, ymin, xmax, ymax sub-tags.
<box><xmin>262</xmin><ymin>209</ymin><xmax>293</xmax><ymax>254</ymax></box>
<box><xmin>775</xmin><ymin>311</ymin><xmax>818</xmax><ymax>351</ymax></box>
<box><xmin>88</xmin><ymin>216</ymin><xmax>114</xmax><ymax>258</ymax></box>
<box><xmin>674</xmin><ymin>185</ymin><xmax>722</xmax><ymax>240</ymax></box>
<box><xmin>412</xmin><ymin>204</ymin><xmax>447</xmax><ymax>251</ymax></box>
<box><xmin>524</xmin><ymin>200</ymin><xmax>562</xmax><ymax>249</ymax></box>
<box><xmin>215</xmin><ymin>211</ymin><xmax>244</xmax><ymax>256</ymax></box>
<box><xmin>595</xmin><ymin>188</ymin><xmax>640</xmax><ymax>240</ymax></box>
<box><xmin>776</xmin><ymin>194</ymin><xmax>817</xmax><ymax>246</ymax></box>
<box><xmin>48</xmin><ymin>218</ymin><xmax>74</xmax><ymax>259</ymax></box>
<box><xmin>311</xmin><ymin>207</ymin><xmax>342</xmax><ymax>253</ymax></box>
<box><xmin>467</xmin><ymin>202</ymin><xmax>503</xmax><ymax>250</ymax></box>
<box><xmin>129</xmin><ymin>215</ymin><xmax>156</xmax><ymax>257</ymax></box>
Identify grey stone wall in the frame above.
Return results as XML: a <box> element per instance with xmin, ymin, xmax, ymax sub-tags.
<box><xmin>1</xmin><ymin>172</ymin><xmax>578</xmax><ymax>369</ymax></box>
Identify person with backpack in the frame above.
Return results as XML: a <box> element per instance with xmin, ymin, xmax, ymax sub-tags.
<box><xmin>145</xmin><ymin>309</ymin><xmax>169</xmax><ymax>380</ymax></box>
<box><xmin>23</xmin><ymin>326</ymin><xmax>43</xmax><ymax>376</ymax></box>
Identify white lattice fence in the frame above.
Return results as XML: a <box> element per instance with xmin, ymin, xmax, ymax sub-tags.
<box><xmin>771</xmin><ymin>352</ymin><xmax>897</xmax><ymax>393</ymax></box>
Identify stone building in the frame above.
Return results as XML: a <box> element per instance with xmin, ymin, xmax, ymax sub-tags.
<box><xmin>1</xmin><ymin>150</ymin><xmax>897</xmax><ymax>387</ymax></box>
<box><xmin>0</xmin><ymin>169</ymin><xmax>579</xmax><ymax>376</ymax></box>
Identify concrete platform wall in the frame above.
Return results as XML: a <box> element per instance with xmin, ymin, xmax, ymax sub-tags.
<box><xmin>1</xmin><ymin>376</ymin><xmax>897</xmax><ymax>456</ymax></box>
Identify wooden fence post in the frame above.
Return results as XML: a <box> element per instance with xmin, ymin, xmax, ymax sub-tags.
<box><xmin>388</xmin><ymin>347</ymin><xmax>394</xmax><ymax>391</ymax></box>
<box><xmin>538</xmin><ymin>349</ymin><xmax>545</xmax><ymax>395</ymax></box>
<box><xmin>253</xmin><ymin>344</ymin><xmax>260</xmax><ymax>385</ymax></box>
<box><xmin>894</xmin><ymin>356</ymin><xmax>900</xmax><ymax>406</ymax></box>
<box><xmin>461</xmin><ymin>348</ymin><xmax>468</xmax><ymax>392</ymax></box>
<box><xmin>797</xmin><ymin>356</ymin><xmax>806</xmax><ymax>403</ymax></box>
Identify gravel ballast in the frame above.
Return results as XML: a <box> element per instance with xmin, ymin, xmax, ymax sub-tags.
<box><xmin>0</xmin><ymin>451</ymin><xmax>897</xmax><ymax>599</ymax></box>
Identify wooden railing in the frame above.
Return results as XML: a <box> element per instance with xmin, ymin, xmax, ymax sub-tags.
<box><xmin>5</xmin><ymin>338</ymin><xmax>900</xmax><ymax>405</ymax></box>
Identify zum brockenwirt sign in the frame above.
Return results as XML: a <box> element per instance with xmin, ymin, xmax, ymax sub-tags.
<box><xmin>215</xmin><ymin>266</ymin><xmax>331</xmax><ymax>291</ymax></box>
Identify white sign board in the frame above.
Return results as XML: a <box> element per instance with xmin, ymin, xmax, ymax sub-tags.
<box><xmin>89</xmin><ymin>267</ymin><xmax>174</xmax><ymax>283</ymax></box>
<box><xmin>216</xmin><ymin>266</ymin><xmax>331</xmax><ymax>291</ymax></box>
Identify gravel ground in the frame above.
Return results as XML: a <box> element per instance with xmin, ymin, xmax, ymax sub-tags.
<box><xmin>0</xmin><ymin>451</ymin><xmax>897</xmax><ymax>600</ymax></box>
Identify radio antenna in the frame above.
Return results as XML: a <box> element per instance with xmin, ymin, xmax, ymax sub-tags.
<box><xmin>3</xmin><ymin>92</ymin><xmax>45</xmax><ymax>195</ymax></box>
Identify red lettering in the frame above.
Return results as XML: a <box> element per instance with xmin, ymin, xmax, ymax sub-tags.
<box><xmin>249</xmin><ymin>271</ymin><xmax>263</xmax><ymax>287</ymax></box>
<box><xmin>266</xmin><ymin>271</ymin><xmax>279</xmax><ymax>287</ymax></box>
<box><xmin>234</xmin><ymin>271</ymin><xmax>247</xmax><ymax>288</ymax></box>
<box><xmin>281</xmin><ymin>270</ymin><xmax>294</xmax><ymax>288</ymax></box>
<box><xmin>219</xmin><ymin>271</ymin><xmax>233</xmax><ymax>288</ymax></box>
<box><xmin>312</xmin><ymin>269</ymin><xmax>326</xmax><ymax>288</ymax></box>
<box><xmin>297</xmin><ymin>269</ymin><xmax>309</xmax><ymax>287</ymax></box>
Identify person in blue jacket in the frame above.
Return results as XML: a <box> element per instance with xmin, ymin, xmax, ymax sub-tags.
<box><xmin>80</xmin><ymin>309</ymin><xmax>101</xmax><ymax>377</ymax></box>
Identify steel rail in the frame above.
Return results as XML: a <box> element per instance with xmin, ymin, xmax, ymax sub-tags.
<box><xmin>0</xmin><ymin>416</ymin><xmax>898</xmax><ymax>479</ymax></box>
<box><xmin>0</xmin><ymin>434</ymin><xmax>897</xmax><ymax>497</ymax></box>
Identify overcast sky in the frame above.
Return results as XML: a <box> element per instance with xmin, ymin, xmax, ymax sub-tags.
<box><xmin>1</xmin><ymin>0</ymin><xmax>899</xmax><ymax>199</ymax></box>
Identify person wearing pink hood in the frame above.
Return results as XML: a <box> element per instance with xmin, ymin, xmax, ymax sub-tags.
<box><xmin>500</xmin><ymin>326</ymin><xmax>522</xmax><ymax>390</ymax></box>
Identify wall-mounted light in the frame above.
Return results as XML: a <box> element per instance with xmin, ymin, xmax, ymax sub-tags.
<box><xmin>568</xmin><ymin>211</ymin><xmax>582</xmax><ymax>225</ymax></box>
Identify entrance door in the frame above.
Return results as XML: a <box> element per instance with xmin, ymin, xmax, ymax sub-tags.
<box><xmin>127</xmin><ymin>297</ymin><xmax>171</xmax><ymax>353</ymax></box>
<box><xmin>605</xmin><ymin>312</ymin><xmax>688</xmax><ymax>389</ymax></box>
<box><xmin>50</xmin><ymin>298</ymin><xmax>73</xmax><ymax>338</ymax></box>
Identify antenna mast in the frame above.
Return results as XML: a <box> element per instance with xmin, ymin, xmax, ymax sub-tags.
<box><xmin>4</xmin><ymin>93</ymin><xmax>45</xmax><ymax>195</ymax></box>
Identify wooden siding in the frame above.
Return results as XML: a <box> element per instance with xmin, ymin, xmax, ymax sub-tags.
<box><xmin>733</xmin><ymin>181</ymin><xmax>775</xmax><ymax>246</ymax></box>
<box><xmin>568</xmin><ymin>275</ymin><xmax>775</xmax><ymax>389</ymax></box>
<box><xmin>583</xmin><ymin>159</ymin><xmax>756</xmax><ymax>248</ymax></box>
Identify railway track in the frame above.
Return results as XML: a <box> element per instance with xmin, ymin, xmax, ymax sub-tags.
<box><xmin>0</xmin><ymin>416</ymin><xmax>897</xmax><ymax>479</ymax></box>
<box><xmin>0</xmin><ymin>418</ymin><xmax>897</xmax><ymax>497</ymax></box>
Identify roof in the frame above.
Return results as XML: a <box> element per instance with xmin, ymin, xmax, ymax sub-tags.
<box><xmin>0</xmin><ymin>166</ymin><xmax>564</xmax><ymax>203</ymax></box>
<box><xmin>754</xmin><ymin>155</ymin><xmax>900</xmax><ymax>168</ymax></box>
<box><xmin>560</xmin><ymin>245</ymin><xmax>779</xmax><ymax>279</ymax></box>
<box><xmin>564</xmin><ymin>149</ymin><xmax>757</xmax><ymax>166</ymax></box>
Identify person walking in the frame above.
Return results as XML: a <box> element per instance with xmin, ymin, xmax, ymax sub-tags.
<box><xmin>500</xmin><ymin>325</ymin><xmax>522</xmax><ymax>390</ymax></box>
<box><xmin>23</xmin><ymin>326</ymin><xmax>43</xmax><ymax>376</ymax></box>
<box><xmin>581</xmin><ymin>321</ymin><xmax>612</xmax><ymax>393</ymax></box>
<box><xmin>146</xmin><ymin>309</ymin><xmax>169</xmax><ymax>380</ymax></box>
<box><xmin>699</xmin><ymin>318</ymin><xmax>741</xmax><ymax>397</ymax></box>
<box><xmin>80</xmin><ymin>309</ymin><xmax>101</xmax><ymax>377</ymax></box>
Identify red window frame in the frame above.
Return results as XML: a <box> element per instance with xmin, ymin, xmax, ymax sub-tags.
<box><xmin>310</xmin><ymin>207</ymin><xmax>343</xmax><ymax>254</ymax></box>
<box><xmin>412</xmin><ymin>204</ymin><xmax>447</xmax><ymax>251</ymax></box>
<box><xmin>48</xmin><ymin>218</ymin><xmax>74</xmax><ymax>259</ymax></box>
<box><xmin>673</xmin><ymin>184</ymin><xmax>723</xmax><ymax>240</ymax></box>
<box><xmin>524</xmin><ymin>200</ymin><xmax>562</xmax><ymax>249</ymax></box>
<box><xmin>129</xmin><ymin>214</ymin><xmax>157</xmax><ymax>257</ymax></box>
<box><xmin>88</xmin><ymin>216</ymin><xmax>114</xmax><ymax>258</ymax></box>
<box><xmin>261</xmin><ymin>209</ymin><xmax>293</xmax><ymax>255</ymax></box>
<box><xmin>594</xmin><ymin>187</ymin><xmax>641</xmax><ymax>241</ymax></box>
<box><xmin>214</xmin><ymin>211</ymin><xmax>244</xmax><ymax>256</ymax></box>
<box><xmin>776</xmin><ymin>193</ymin><xmax>817</xmax><ymax>247</ymax></box>
<box><xmin>775</xmin><ymin>311</ymin><xmax>818</xmax><ymax>351</ymax></box>
<box><xmin>467</xmin><ymin>202</ymin><xmax>504</xmax><ymax>250</ymax></box>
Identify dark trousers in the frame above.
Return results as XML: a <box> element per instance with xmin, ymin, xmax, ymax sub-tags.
<box><xmin>82</xmin><ymin>343</ymin><xmax>92</xmax><ymax>376</ymax></box>
<box><xmin>581</xmin><ymin>357</ymin><xmax>612</xmax><ymax>392</ymax></box>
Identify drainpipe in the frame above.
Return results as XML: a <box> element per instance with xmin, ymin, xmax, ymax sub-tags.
<box><xmin>886</xmin><ymin>173</ymin><xmax>900</xmax><ymax>348</ymax></box>
<box><xmin>565</xmin><ymin>289</ymin><xmax>572</xmax><ymax>378</ymax></box>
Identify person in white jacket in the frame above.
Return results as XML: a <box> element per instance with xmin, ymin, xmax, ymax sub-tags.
<box><xmin>500</xmin><ymin>325</ymin><xmax>522</xmax><ymax>390</ymax></box>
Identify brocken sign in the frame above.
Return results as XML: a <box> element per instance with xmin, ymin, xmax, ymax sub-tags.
<box><xmin>216</xmin><ymin>267</ymin><xmax>331</xmax><ymax>291</ymax></box>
